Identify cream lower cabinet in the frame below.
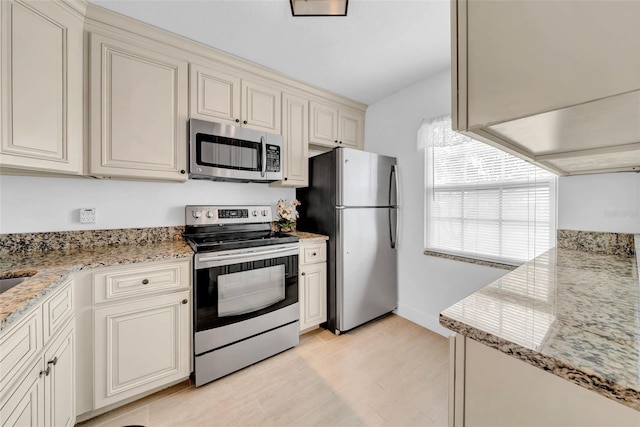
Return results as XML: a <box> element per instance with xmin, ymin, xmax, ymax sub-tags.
<box><xmin>0</xmin><ymin>0</ymin><xmax>83</xmax><ymax>175</ymax></box>
<box><xmin>449</xmin><ymin>334</ymin><xmax>639</xmax><ymax>427</ymax></box>
<box><xmin>89</xmin><ymin>32</ymin><xmax>189</xmax><ymax>181</ymax></box>
<box><xmin>309</xmin><ymin>101</ymin><xmax>364</xmax><ymax>150</ymax></box>
<box><xmin>0</xmin><ymin>279</ymin><xmax>75</xmax><ymax>427</ymax></box>
<box><xmin>74</xmin><ymin>259</ymin><xmax>192</xmax><ymax>416</ymax></box>
<box><xmin>299</xmin><ymin>240</ymin><xmax>327</xmax><ymax>332</ymax></box>
<box><xmin>190</xmin><ymin>63</ymin><xmax>281</xmax><ymax>134</ymax></box>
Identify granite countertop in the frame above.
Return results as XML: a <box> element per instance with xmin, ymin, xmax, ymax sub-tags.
<box><xmin>288</xmin><ymin>230</ymin><xmax>329</xmax><ymax>242</ymax></box>
<box><xmin>0</xmin><ymin>239</ymin><xmax>193</xmax><ymax>332</ymax></box>
<box><xmin>440</xmin><ymin>235</ymin><xmax>640</xmax><ymax>411</ymax></box>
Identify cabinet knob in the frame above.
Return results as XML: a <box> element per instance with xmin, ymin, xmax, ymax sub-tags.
<box><xmin>301</xmin><ymin>272</ymin><xmax>305</xmax><ymax>276</ymax></box>
<box><xmin>284</xmin><ymin>177</ymin><xmax>288</xmax><ymax>181</ymax></box>
<box><xmin>243</xmin><ymin>120</ymin><xmax>248</xmax><ymax>125</ymax></box>
<box><xmin>39</xmin><ymin>367</ymin><xmax>50</xmax><ymax>377</ymax></box>
<box><xmin>180</xmin><ymin>169</ymin><xmax>186</xmax><ymax>174</ymax></box>
<box><xmin>182</xmin><ymin>299</ymin><xmax>188</xmax><ymax>304</ymax></box>
<box><xmin>312</xmin><ymin>252</ymin><xmax>317</xmax><ymax>256</ymax></box>
<box><xmin>142</xmin><ymin>279</ymin><xmax>149</xmax><ymax>285</ymax></box>
<box><xmin>235</xmin><ymin>119</ymin><xmax>240</xmax><ymax>123</ymax></box>
<box><xmin>339</xmin><ymin>141</ymin><xmax>343</xmax><ymax>144</ymax></box>
<box><xmin>334</xmin><ymin>140</ymin><xmax>338</xmax><ymax>143</ymax></box>
<box><xmin>47</xmin><ymin>357</ymin><xmax>58</xmax><ymax>366</ymax></box>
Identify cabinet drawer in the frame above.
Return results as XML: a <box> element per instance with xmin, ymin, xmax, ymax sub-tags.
<box><xmin>43</xmin><ymin>278</ymin><xmax>73</xmax><ymax>342</ymax></box>
<box><xmin>0</xmin><ymin>307</ymin><xmax>42</xmax><ymax>396</ymax></box>
<box><xmin>93</xmin><ymin>260</ymin><xmax>190</xmax><ymax>304</ymax></box>
<box><xmin>300</xmin><ymin>242</ymin><xmax>327</xmax><ymax>265</ymax></box>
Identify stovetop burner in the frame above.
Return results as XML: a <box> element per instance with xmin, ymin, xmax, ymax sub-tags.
<box><xmin>184</xmin><ymin>205</ymin><xmax>299</xmax><ymax>253</ymax></box>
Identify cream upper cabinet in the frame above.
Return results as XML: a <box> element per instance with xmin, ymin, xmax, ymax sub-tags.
<box><xmin>89</xmin><ymin>32</ymin><xmax>189</xmax><ymax>181</ymax></box>
<box><xmin>241</xmin><ymin>80</ymin><xmax>281</xmax><ymax>133</ymax></box>
<box><xmin>271</xmin><ymin>92</ymin><xmax>308</xmax><ymax>187</ymax></box>
<box><xmin>309</xmin><ymin>102</ymin><xmax>339</xmax><ymax>146</ymax></box>
<box><xmin>309</xmin><ymin>101</ymin><xmax>364</xmax><ymax>150</ymax></box>
<box><xmin>0</xmin><ymin>0</ymin><xmax>83</xmax><ymax>175</ymax></box>
<box><xmin>190</xmin><ymin>64</ymin><xmax>281</xmax><ymax>133</ymax></box>
<box><xmin>452</xmin><ymin>0</ymin><xmax>640</xmax><ymax>175</ymax></box>
<box><xmin>190</xmin><ymin>64</ymin><xmax>241</xmax><ymax>125</ymax></box>
<box><xmin>338</xmin><ymin>108</ymin><xmax>365</xmax><ymax>149</ymax></box>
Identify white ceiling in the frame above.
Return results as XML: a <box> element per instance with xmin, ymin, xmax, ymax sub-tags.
<box><xmin>88</xmin><ymin>0</ymin><xmax>451</xmax><ymax>105</ymax></box>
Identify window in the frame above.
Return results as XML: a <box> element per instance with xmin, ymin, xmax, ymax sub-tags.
<box><xmin>421</xmin><ymin>115</ymin><xmax>556</xmax><ymax>265</ymax></box>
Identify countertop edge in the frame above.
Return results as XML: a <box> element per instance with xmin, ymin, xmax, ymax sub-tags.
<box><xmin>439</xmin><ymin>313</ymin><xmax>640</xmax><ymax>411</ymax></box>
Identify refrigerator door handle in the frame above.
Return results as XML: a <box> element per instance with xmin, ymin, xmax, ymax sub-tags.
<box><xmin>389</xmin><ymin>208</ymin><xmax>397</xmax><ymax>249</ymax></box>
<box><xmin>389</xmin><ymin>164</ymin><xmax>398</xmax><ymax>207</ymax></box>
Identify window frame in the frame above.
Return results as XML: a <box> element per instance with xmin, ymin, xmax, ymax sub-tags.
<box><xmin>423</xmin><ymin>116</ymin><xmax>557</xmax><ymax>266</ymax></box>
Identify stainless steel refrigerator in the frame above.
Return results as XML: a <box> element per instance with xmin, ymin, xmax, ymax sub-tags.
<box><xmin>297</xmin><ymin>147</ymin><xmax>398</xmax><ymax>334</ymax></box>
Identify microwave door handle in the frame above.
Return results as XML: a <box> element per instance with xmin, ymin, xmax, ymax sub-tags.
<box><xmin>261</xmin><ymin>136</ymin><xmax>267</xmax><ymax>178</ymax></box>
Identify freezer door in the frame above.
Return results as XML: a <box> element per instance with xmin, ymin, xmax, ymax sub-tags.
<box><xmin>337</xmin><ymin>148</ymin><xmax>398</xmax><ymax>207</ymax></box>
<box><xmin>337</xmin><ymin>207</ymin><xmax>398</xmax><ymax>332</ymax></box>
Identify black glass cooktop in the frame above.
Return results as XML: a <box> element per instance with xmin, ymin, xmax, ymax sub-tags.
<box><xmin>185</xmin><ymin>229</ymin><xmax>298</xmax><ymax>253</ymax></box>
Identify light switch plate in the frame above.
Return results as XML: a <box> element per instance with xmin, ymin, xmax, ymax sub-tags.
<box><xmin>80</xmin><ymin>208</ymin><xmax>96</xmax><ymax>224</ymax></box>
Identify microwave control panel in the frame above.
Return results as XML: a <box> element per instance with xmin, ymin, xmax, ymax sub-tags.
<box><xmin>266</xmin><ymin>145</ymin><xmax>281</xmax><ymax>172</ymax></box>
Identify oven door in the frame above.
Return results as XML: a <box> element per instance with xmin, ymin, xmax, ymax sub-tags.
<box><xmin>194</xmin><ymin>244</ymin><xmax>298</xmax><ymax>333</ymax></box>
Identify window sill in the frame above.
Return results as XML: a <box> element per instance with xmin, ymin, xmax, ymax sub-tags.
<box><xmin>423</xmin><ymin>250</ymin><xmax>517</xmax><ymax>271</ymax></box>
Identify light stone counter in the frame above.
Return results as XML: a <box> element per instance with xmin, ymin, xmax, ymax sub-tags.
<box><xmin>287</xmin><ymin>230</ymin><xmax>329</xmax><ymax>242</ymax></box>
<box><xmin>0</xmin><ymin>228</ymin><xmax>193</xmax><ymax>332</ymax></box>
<box><xmin>440</xmin><ymin>233</ymin><xmax>640</xmax><ymax>411</ymax></box>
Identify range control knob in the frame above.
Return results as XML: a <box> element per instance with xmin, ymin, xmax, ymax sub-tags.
<box><xmin>261</xmin><ymin>210</ymin><xmax>268</xmax><ymax>217</ymax></box>
<box><xmin>252</xmin><ymin>210</ymin><xmax>259</xmax><ymax>217</ymax></box>
<box><xmin>192</xmin><ymin>211</ymin><xmax>202</xmax><ymax>219</ymax></box>
<box><xmin>206</xmin><ymin>211</ymin><xmax>215</xmax><ymax>218</ymax></box>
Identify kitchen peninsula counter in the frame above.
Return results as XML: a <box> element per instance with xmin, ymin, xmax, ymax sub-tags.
<box><xmin>440</xmin><ymin>233</ymin><xmax>640</xmax><ymax>413</ymax></box>
<box><xmin>0</xmin><ymin>229</ymin><xmax>193</xmax><ymax>332</ymax></box>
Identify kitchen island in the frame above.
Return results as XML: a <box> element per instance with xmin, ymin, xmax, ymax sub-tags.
<box><xmin>440</xmin><ymin>231</ymin><xmax>639</xmax><ymax>426</ymax></box>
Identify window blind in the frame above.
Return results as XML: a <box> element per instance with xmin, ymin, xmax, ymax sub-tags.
<box><xmin>422</xmin><ymin>115</ymin><xmax>556</xmax><ymax>265</ymax></box>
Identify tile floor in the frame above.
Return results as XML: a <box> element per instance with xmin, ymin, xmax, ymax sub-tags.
<box><xmin>79</xmin><ymin>314</ymin><xmax>449</xmax><ymax>427</ymax></box>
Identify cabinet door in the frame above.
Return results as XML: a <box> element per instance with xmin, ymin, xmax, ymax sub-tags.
<box><xmin>309</xmin><ymin>102</ymin><xmax>338</xmax><ymax>147</ymax></box>
<box><xmin>339</xmin><ymin>109</ymin><xmax>364</xmax><ymax>149</ymax></box>
<box><xmin>0</xmin><ymin>361</ymin><xmax>44</xmax><ymax>427</ymax></box>
<box><xmin>299</xmin><ymin>263</ymin><xmax>327</xmax><ymax>331</ymax></box>
<box><xmin>189</xmin><ymin>64</ymin><xmax>241</xmax><ymax>125</ymax></box>
<box><xmin>279</xmin><ymin>93</ymin><xmax>308</xmax><ymax>187</ymax></box>
<box><xmin>241</xmin><ymin>80</ymin><xmax>281</xmax><ymax>133</ymax></box>
<box><xmin>44</xmin><ymin>323</ymin><xmax>74</xmax><ymax>427</ymax></box>
<box><xmin>89</xmin><ymin>33</ymin><xmax>188</xmax><ymax>181</ymax></box>
<box><xmin>0</xmin><ymin>0</ymin><xmax>83</xmax><ymax>174</ymax></box>
<box><xmin>93</xmin><ymin>291</ymin><xmax>190</xmax><ymax>409</ymax></box>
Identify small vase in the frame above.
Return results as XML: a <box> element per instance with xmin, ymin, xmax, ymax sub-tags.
<box><xmin>279</xmin><ymin>222</ymin><xmax>296</xmax><ymax>233</ymax></box>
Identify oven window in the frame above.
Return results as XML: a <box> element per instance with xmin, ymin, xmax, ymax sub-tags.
<box><xmin>218</xmin><ymin>264</ymin><xmax>285</xmax><ymax>316</ymax></box>
<box><xmin>196</xmin><ymin>134</ymin><xmax>261</xmax><ymax>171</ymax></box>
<box><xmin>194</xmin><ymin>255</ymin><xmax>298</xmax><ymax>331</ymax></box>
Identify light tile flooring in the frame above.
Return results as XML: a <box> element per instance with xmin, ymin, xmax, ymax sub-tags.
<box><xmin>79</xmin><ymin>314</ymin><xmax>449</xmax><ymax>427</ymax></box>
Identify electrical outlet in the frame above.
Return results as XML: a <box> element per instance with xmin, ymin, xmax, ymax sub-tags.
<box><xmin>80</xmin><ymin>208</ymin><xmax>96</xmax><ymax>224</ymax></box>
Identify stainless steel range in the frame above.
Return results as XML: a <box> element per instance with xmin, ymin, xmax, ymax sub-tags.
<box><xmin>184</xmin><ymin>205</ymin><xmax>300</xmax><ymax>387</ymax></box>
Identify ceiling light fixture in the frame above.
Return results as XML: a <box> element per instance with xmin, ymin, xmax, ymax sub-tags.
<box><xmin>290</xmin><ymin>0</ymin><xmax>348</xmax><ymax>17</ymax></box>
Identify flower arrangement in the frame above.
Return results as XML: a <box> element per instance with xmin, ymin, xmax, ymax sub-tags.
<box><xmin>276</xmin><ymin>198</ymin><xmax>301</xmax><ymax>232</ymax></box>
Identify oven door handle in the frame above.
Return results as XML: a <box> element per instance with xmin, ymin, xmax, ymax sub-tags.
<box><xmin>196</xmin><ymin>245</ymin><xmax>298</xmax><ymax>267</ymax></box>
<box><xmin>260</xmin><ymin>136</ymin><xmax>267</xmax><ymax>178</ymax></box>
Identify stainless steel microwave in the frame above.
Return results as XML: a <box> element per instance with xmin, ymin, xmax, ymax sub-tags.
<box><xmin>189</xmin><ymin>119</ymin><xmax>283</xmax><ymax>183</ymax></box>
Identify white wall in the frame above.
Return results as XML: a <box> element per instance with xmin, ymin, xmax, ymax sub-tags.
<box><xmin>365</xmin><ymin>69</ymin><xmax>508</xmax><ymax>336</ymax></box>
<box><xmin>558</xmin><ymin>173</ymin><xmax>640</xmax><ymax>233</ymax></box>
<box><xmin>0</xmin><ymin>175</ymin><xmax>294</xmax><ymax>233</ymax></box>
